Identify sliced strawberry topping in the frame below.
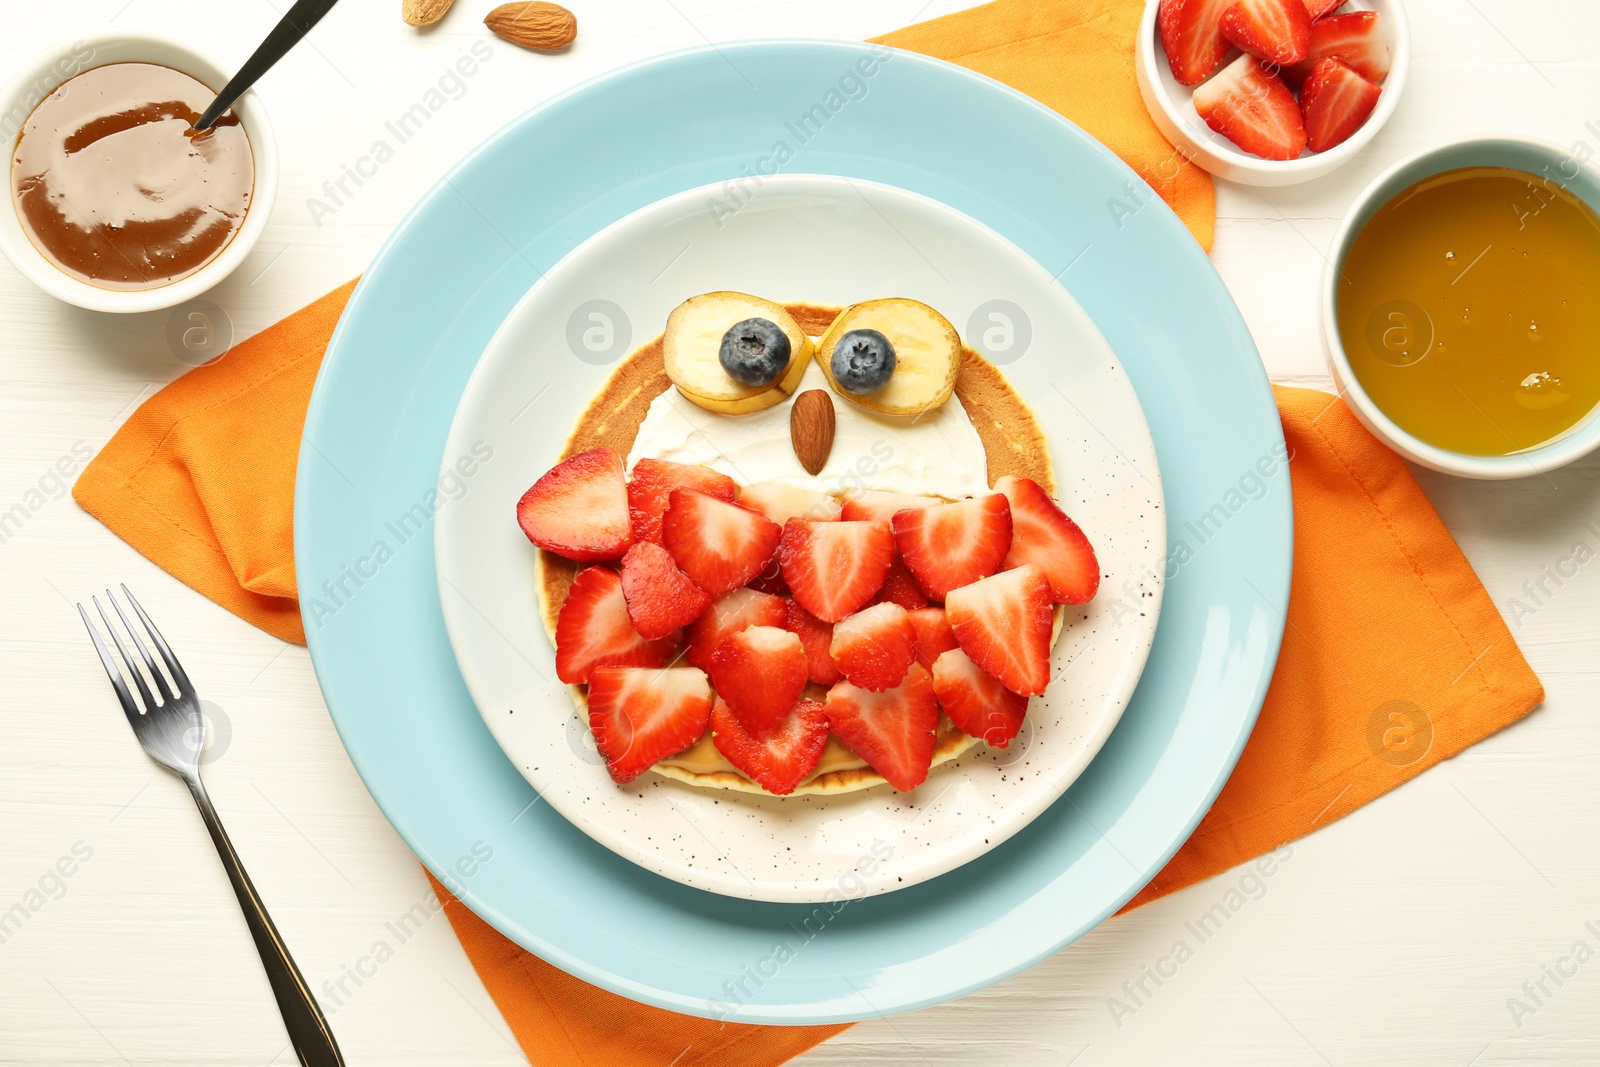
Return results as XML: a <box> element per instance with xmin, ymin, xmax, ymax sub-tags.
<box><xmin>824</xmin><ymin>665</ymin><xmax>939</xmax><ymax>792</ymax></box>
<box><xmin>1220</xmin><ymin>0</ymin><xmax>1311</xmax><ymax>66</ymax></box>
<box><xmin>996</xmin><ymin>476</ymin><xmax>1100</xmax><ymax>604</ymax></box>
<box><xmin>871</xmin><ymin>557</ymin><xmax>931</xmax><ymax>610</ymax></box>
<box><xmin>745</xmin><ymin>559</ymin><xmax>790</xmax><ymax>597</ymax></box>
<box><xmin>782</xmin><ymin>599</ymin><xmax>842</xmax><ymax>686</ymax></box>
<box><xmin>1193</xmin><ymin>54</ymin><xmax>1307</xmax><ymax>161</ymax></box>
<box><xmin>516</xmin><ymin>447</ymin><xmax>631</xmax><ymax>562</ymax></box>
<box><xmin>708</xmin><ymin>625</ymin><xmax>809</xmax><ymax>734</ymax></box>
<box><xmin>555</xmin><ymin>567</ymin><xmax>679</xmax><ymax>684</ymax></box>
<box><xmin>587</xmin><ymin>665</ymin><xmax>713</xmax><ymax>784</ymax></box>
<box><xmin>739</xmin><ymin>483</ymin><xmax>842</xmax><ymax>526</ymax></box>
<box><xmin>944</xmin><ymin>565</ymin><xmax>1054</xmax><ymax>697</ymax></box>
<box><xmin>1302</xmin><ymin>0</ymin><xmax>1343</xmax><ymax>17</ymax></box>
<box><xmin>619</xmin><ymin>542</ymin><xmax>712</xmax><ymax>641</ymax></box>
<box><xmin>829</xmin><ymin>602</ymin><xmax>917</xmax><ymax>692</ymax></box>
<box><xmin>932</xmin><ymin>648</ymin><xmax>1028</xmax><ymax>749</ymax></box>
<box><xmin>839</xmin><ymin>490</ymin><xmax>936</xmax><ymax>523</ymax></box>
<box><xmin>777</xmin><ymin>518</ymin><xmax>895</xmax><ymax>623</ymax></box>
<box><xmin>711</xmin><ymin>697</ymin><xmax>828</xmax><ymax>795</ymax></box>
<box><xmin>1299</xmin><ymin>56</ymin><xmax>1381</xmax><ymax>152</ymax></box>
<box><xmin>891</xmin><ymin>494</ymin><xmax>1012</xmax><ymax>601</ymax></box>
<box><xmin>1158</xmin><ymin>0</ymin><xmax>1236</xmax><ymax>85</ymax></box>
<box><xmin>905</xmin><ymin>607</ymin><xmax>959</xmax><ymax>671</ymax></box>
<box><xmin>627</xmin><ymin>458</ymin><xmax>736</xmax><ymax>546</ymax></box>
<box><xmin>685</xmin><ymin>588</ymin><xmax>787</xmax><ymax>671</ymax></box>
<box><xmin>662</xmin><ymin>488</ymin><xmax>782</xmax><ymax>597</ymax></box>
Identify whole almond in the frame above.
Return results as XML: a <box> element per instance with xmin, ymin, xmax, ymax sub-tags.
<box><xmin>402</xmin><ymin>0</ymin><xmax>453</xmax><ymax>26</ymax></box>
<box><xmin>790</xmin><ymin>390</ymin><xmax>835</xmax><ymax>476</ymax></box>
<box><xmin>485</xmin><ymin>1</ymin><xmax>577</xmax><ymax>50</ymax></box>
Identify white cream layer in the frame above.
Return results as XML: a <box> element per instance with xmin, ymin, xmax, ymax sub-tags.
<box><xmin>627</xmin><ymin>361</ymin><xmax>990</xmax><ymax>499</ymax></box>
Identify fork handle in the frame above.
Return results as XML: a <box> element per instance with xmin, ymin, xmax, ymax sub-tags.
<box><xmin>185</xmin><ymin>778</ymin><xmax>344</xmax><ymax>1067</ymax></box>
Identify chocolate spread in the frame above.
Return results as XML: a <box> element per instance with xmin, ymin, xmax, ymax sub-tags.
<box><xmin>11</xmin><ymin>62</ymin><xmax>253</xmax><ymax>290</ymax></box>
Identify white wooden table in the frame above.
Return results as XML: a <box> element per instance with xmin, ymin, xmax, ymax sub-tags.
<box><xmin>3</xmin><ymin>1</ymin><xmax>1597</xmax><ymax>1063</ymax></box>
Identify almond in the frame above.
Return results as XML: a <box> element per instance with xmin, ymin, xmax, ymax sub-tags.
<box><xmin>790</xmin><ymin>390</ymin><xmax>835</xmax><ymax>476</ymax></box>
<box><xmin>402</xmin><ymin>0</ymin><xmax>453</xmax><ymax>26</ymax></box>
<box><xmin>485</xmin><ymin>1</ymin><xmax>577</xmax><ymax>50</ymax></box>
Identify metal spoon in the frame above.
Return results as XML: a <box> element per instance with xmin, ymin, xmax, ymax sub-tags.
<box><xmin>194</xmin><ymin>0</ymin><xmax>343</xmax><ymax>132</ymax></box>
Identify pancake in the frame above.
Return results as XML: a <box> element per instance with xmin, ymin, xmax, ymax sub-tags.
<box><xmin>535</xmin><ymin>303</ymin><xmax>1058</xmax><ymax>795</ymax></box>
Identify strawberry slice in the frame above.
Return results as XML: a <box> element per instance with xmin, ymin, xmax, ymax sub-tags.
<box><xmin>746</xmin><ymin>559</ymin><xmax>790</xmax><ymax>597</ymax></box>
<box><xmin>1285</xmin><ymin>11</ymin><xmax>1390</xmax><ymax>85</ymax></box>
<box><xmin>708</xmin><ymin>625</ymin><xmax>809</xmax><ymax>734</ymax></box>
<box><xmin>711</xmin><ymin>696</ymin><xmax>828</xmax><ymax>795</ymax></box>
<box><xmin>1220</xmin><ymin>0</ymin><xmax>1311</xmax><ymax>65</ymax></box>
<box><xmin>995</xmin><ymin>476</ymin><xmax>1100</xmax><ymax>604</ymax></box>
<box><xmin>782</xmin><ymin>599</ymin><xmax>842</xmax><ymax>686</ymax></box>
<box><xmin>1302</xmin><ymin>0</ymin><xmax>1342</xmax><ymax>17</ymax></box>
<box><xmin>619</xmin><ymin>542</ymin><xmax>712</xmax><ymax>640</ymax></box>
<box><xmin>906</xmin><ymin>607</ymin><xmax>958</xmax><ymax>670</ymax></box>
<box><xmin>830</xmin><ymin>602</ymin><xmax>917</xmax><ymax>692</ymax></box>
<box><xmin>627</xmin><ymin>458</ymin><xmax>736</xmax><ymax>546</ymax></box>
<box><xmin>739</xmin><ymin>483</ymin><xmax>842</xmax><ymax>526</ymax></box>
<box><xmin>777</xmin><ymin>518</ymin><xmax>895</xmax><ymax>623</ymax></box>
<box><xmin>871</xmin><ymin>557</ymin><xmax>931</xmax><ymax>610</ymax></box>
<box><xmin>1193</xmin><ymin>54</ymin><xmax>1307</xmax><ymax>161</ymax></box>
<box><xmin>891</xmin><ymin>494</ymin><xmax>1012</xmax><ymax>601</ymax></box>
<box><xmin>516</xmin><ymin>448</ymin><xmax>631</xmax><ymax>562</ymax></box>
<box><xmin>587</xmin><ymin>665</ymin><xmax>713</xmax><ymax>784</ymax></box>
<box><xmin>824</xmin><ymin>665</ymin><xmax>939</xmax><ymax>792</ymax></box>
<box><xmin>1308</xmin><ymin>10</ymin><xmax>1391</xmax><ymax>81</ymax></box>
<box><xmin>839</xmin><ymin>490</ymin><xmax>936</xmax><ymax>523</ymax></box>
<box><xmin>685</xmin><ymin>588</ymin><xmax>787</xmax><ymax>671</ymax></box>
<box><xmin>944</xmin><ymin>565</ymin><xmax>1054</xmax><ymax>697</ymax></box>
<box><xmin>1299</xmin><ymin>57</ymin><xmax>1381</xmax><ymax>152</ymax></box>
<box><xmin>662</xmin><ymin>488</ymin><xmax>782</xmax><ymax>597</ymax></box>
<box><xmin>1158</xmin><ymin>0</ymin><xmax>1236</xmax><ymax>85</ymax></box>
<box><xmin>932</xmin><ymin>648</ymin><xmax>1028</xmax><ymax>749</ymax></box>
<box><xmin>555</xmin><ymin>567</ymin><xmax>679</xmax><ymax>684</ymax></box>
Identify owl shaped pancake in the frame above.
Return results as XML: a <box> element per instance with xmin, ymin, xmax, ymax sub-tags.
<box><xmin>516</xmin><ymin>295</ymin><xmax>1100</xmax><ymax>795</ymax></box>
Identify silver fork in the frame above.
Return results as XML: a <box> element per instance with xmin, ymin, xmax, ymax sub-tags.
<box><xmin>79</xmin><ymin>586</ymin><xmax>343</xmax><ymax>1067</ymax></box>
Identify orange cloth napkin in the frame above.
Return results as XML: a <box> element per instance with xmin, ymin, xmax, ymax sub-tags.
<box><xmin>71</xmin><ymin>2</ymin><xmax>1543</xmax><ymax>1065</ymax></box>
<box><xmin>871</xmin><ymin>0</ymin><xmax>1215</xmax><ymax>250</ymax></box>
<box><xmin>74</xmin><ymin>277</ymin><xmax>357</xmax><ymax>645</ymax></box>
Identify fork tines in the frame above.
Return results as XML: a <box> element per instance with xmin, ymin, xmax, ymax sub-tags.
<box><xmin>78</xmin><ymin>585</ymin><xmax>193</xmax><ymax>724</ymax></box>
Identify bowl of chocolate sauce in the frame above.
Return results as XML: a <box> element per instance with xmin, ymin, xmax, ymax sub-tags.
<box><xmin>0</xmin><ymin>32</ymin><xmax>278</xmax><ymax>313</ymax></box>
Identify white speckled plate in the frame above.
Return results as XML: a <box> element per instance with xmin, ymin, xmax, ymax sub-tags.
<box><xmin>434</xmin><ymin>174</ymin><xmax>1164</xmax><ymax>903</ymax></box>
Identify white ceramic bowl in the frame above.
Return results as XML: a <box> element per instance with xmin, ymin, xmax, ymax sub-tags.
<box><xmin>1323</xmin><ymin>135</ymin><xmax>1600</xmax><ymax>479</ymax></box>
<box><xmin>1135</xmin><ymin>0</ymin><xmax>1409</xmax><ymax>186</ymax></box>
<box><xmin>0</xmin><ymin>31</ymin><xmax>278</xmax><ymax>313</ymax></box>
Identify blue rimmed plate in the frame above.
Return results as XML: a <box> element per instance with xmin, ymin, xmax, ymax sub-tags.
<box><xmin>296</xmin><ymin>40</ymin><xmax>1290</xmax><ymax>1024</ymax></box>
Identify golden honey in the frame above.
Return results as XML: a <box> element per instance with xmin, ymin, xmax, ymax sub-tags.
<box><xmin>1337</xmin><ymin>165</ymin><xmax>1600</xmax><ymax>456</ymax></box>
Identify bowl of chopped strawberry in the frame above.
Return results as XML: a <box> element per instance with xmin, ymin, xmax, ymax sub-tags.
<box><xmin>1137</xmin><ymin>0</ymin><xmax>1409</xmax><ymax>185</ymax></box>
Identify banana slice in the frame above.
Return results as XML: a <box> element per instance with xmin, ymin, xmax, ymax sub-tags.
<box><xmin>663</xmin><ymin>292</ymin><xmax>813</xmax><ymax>414</ymax></box>
<box><xmin>815</xmin><ymin>298</ymin><xmax>960</xmax><ymax>417</ymax></box>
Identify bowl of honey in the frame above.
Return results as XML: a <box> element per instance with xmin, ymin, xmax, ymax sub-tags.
<box><xmin>0</xmin><ymin>31</ymin><xmax>278</xmax><ymax>314</ymax></box>
<box><xmin>1324</xmin><ymin>136</ymin><xmax>1600</xmax><ymax>478</ymax></box>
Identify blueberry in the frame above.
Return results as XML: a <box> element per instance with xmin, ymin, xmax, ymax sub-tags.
<box><xmin>830</xmin><ymin>329</ymin><xmax>895</xmax><ymax>394</ymax></box>
<box><xmin>719</xmin><ymin>318</ymin><xmax>792</xmax><ymax>387</ymax></box>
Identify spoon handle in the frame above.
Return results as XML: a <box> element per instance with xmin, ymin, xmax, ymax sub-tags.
<box><xmin>194</xmin><ymin>0</ymin><xmax>343</xmax><ymax>131</ymax></box>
